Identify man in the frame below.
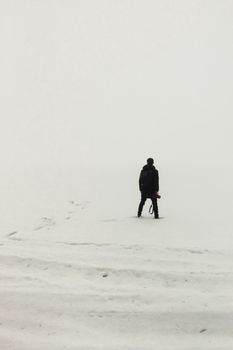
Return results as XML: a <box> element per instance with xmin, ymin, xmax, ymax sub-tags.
<box><xmin>138</xmin><ymin>158</ymin><xmax>159</xmax><ymax>219</ymax></box>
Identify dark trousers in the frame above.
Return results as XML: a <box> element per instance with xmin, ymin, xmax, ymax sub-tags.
<box><xmin>138</xmin><ymin>193</ymin><xmax>158</xmax><ymax>217</ymax></box>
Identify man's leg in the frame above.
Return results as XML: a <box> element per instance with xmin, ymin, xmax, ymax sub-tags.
<box><xmin>151</xmin><ymin>197</ymin><xmax>159</xmax><ymax>218</ymax></box>
<box><xmin>138</xmin><ymin>194</ymin><xmax>146</xmax><ymax>217</ymax></box>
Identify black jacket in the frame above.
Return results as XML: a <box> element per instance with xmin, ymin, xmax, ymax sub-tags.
<box><xmin>139</xmin><ymin>165</ymin><xmax>159</xmax><ymax>196</ymax></box>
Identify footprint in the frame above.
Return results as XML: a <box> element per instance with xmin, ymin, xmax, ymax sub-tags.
<box><xmin>34</xmin><ymin>217</ymin><xmax>56</xmax><ymax>231</ymax></box>
<box><xmin>68</xmin><ymin>200</ymin><xmax>90</xmax><ymax>210</ymax></box>
<box><xmin>65</xmin><ymin>200</ymin><xmax>91</xmax><ymax>222</ymax></box>
<box><xmin>6</xmin><ymin>231</ymin><xmax>22</xmax><ymax>241</ymax></box>
<box><xmin>7</xmin><ymin>231</ymin><xmax>18</xmax><ymax>238</ymax></box>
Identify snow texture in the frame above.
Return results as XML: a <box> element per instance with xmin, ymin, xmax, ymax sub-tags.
<box><xmin>0</xmin><ymin>164</ymin><xmax>233</xmax><ymax>349</ymax></box>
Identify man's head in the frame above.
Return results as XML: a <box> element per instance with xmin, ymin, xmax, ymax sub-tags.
<box><xmin>147</xmin><ymin>158</ymin><xmax>154</xmax><ymax>165</ymax></box>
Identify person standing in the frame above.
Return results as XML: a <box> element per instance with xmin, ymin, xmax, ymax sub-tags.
<box><xmin>138</xmin><ymin>158</ymin><xmax>160</xmax><ymax>219</ymax></box>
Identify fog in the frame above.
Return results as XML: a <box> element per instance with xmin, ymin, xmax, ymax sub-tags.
<box><xmin>1</xmin><ymin>3</ymin><xmax>233</xmax><ymax>348</ymax></box>
<box><xmin>1</xmin><ymin>0</ymin><xmax>233</xmax><ymax>169</ymax></box>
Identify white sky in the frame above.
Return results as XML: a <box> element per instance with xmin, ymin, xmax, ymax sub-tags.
<box><xmin>1</xmin><ymin>0</ymin><xmax>233</xmax><ymax>167</ymax></box>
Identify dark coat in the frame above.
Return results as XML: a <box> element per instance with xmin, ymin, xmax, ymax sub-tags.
<box><xmin>139</xmin><ymin>165</ymin><xmax>159</xmax><ymax>197</ymax></box>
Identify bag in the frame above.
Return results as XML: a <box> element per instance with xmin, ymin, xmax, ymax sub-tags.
<box><xmin>149</xmin><ymin>193</ymin><xmax>161</xmax><ymax>214</ymax></box>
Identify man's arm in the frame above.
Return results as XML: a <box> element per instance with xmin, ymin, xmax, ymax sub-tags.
<box><xmin>155</xmin><ymin>170</ymin><xmax>159</xmax><ymax>192</ymax></box>
<box><xmin>139</xmin><ymin>170</ymin><xmax>143</xmax><ymax>191</ymax></box>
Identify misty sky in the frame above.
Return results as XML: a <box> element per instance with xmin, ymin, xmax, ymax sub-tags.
<box><xmin>1</xmin><ymin>0</ymin><xmax>233</xmax><ymax>167</ymax></box>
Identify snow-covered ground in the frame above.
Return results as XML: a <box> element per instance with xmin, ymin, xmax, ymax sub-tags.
<box><xmin>0</xmin><ymin>163</ymin><xmax>233</xmax><ymax>349</ymax></box>
<box><xmin>1</xmin><ymin>0</ymin><xmax>233</xmax><ymax>348</ymax></box>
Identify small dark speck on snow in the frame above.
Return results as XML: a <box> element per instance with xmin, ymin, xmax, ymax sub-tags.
<box><xmin>200</xmin><ymin>328</ymin><xmax>207</xmax><ymax>333</ymax></box>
